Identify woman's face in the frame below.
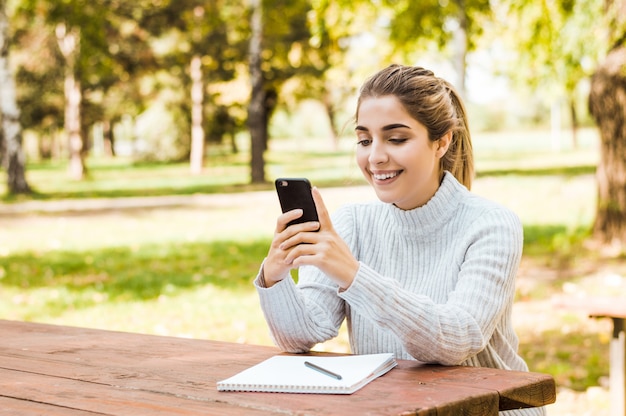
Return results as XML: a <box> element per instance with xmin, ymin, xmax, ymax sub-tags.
<box><xmin>355</xmin><ymin>95</ymin><xmax>449</xmax><ymax>210</ymax></box>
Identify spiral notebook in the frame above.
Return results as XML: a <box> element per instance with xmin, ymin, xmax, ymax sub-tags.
<box><xmin>217</xmin><ymin>353</ymin><xmax>397</xmax><ymax>394</ymax></box>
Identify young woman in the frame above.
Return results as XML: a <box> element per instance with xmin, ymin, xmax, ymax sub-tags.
<box><xmin>255</xmin><ymin>64</ymin><xmax>544</xmax><ymax>415</ymax></box>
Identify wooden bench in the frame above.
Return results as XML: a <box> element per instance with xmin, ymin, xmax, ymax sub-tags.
<box><xmin>553</xmin><ymin>295</ymin><xmax>626</xmax><ymax>416</ymax></box>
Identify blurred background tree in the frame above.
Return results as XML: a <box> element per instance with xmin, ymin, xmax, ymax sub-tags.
<box><xmin>0</xmin><ymin>0</ymin><xmax>30</xmax><ymax>194</ymax></box>
<box><xmin>15</xmin><ymin>0</ymin><xmax>160</xmax><ymax>179</ymax></box>
<box><xmin>138</xmin><ymin>0</ymin><xmax>243</xmax><ymax>172</ymax></box>
<box><xmin>588</xmin><ymin>0</ymin><xmax>626</xmax><ymax>247</ymax></box>
<box><xmin>383</xmin><ymin>0</ymin><xmax>492</xmax><ymax>99</ymax></box>
<box><xmin>493</xmin><ymin>0</ymin><xmax>606</xmax><ymax>150</ymax></box>
<box><xmin>248</xmin><ymin>0</ymin><xmax>328</xmax><ymax>183</ymax></box>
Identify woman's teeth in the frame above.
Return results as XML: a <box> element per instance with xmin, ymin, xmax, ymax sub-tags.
<box><xmin>373</xmin><ymin>172</ymin><xmax>399</xmax><ymax>180</ymax></box>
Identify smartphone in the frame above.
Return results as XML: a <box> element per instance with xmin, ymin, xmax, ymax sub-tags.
<box><xmin>275</xmin><ymin>178</ymin><xmax>319</xmax><ymax>227</ymax></box>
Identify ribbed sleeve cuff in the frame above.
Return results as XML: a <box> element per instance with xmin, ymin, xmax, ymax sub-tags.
<box><xmin>339</xmin><ymin>262</ymin><xmax>392</xmax><ymax>317</ymax></box>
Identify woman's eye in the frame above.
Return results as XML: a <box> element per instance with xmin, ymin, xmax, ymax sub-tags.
<box><xmin>357</xmin><ymin>138</ymin><xmax>372</xmax><ymax>146</ymax></box>
<box><xmin>389</xmin><ymin>138</ymin><xmax>407</xmax><ymax>144</ymax></box>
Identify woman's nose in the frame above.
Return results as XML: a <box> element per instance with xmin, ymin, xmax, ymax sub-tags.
<box><xmin>368</xmin><ymin>140</ymin><xmax>388</xmax><ymax>165</ymax></box>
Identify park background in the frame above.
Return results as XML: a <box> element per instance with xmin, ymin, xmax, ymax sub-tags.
<box><xmin>1</xmin><ymin>1</ymin><xmax>626</xmax><ymax>415</ymax></box>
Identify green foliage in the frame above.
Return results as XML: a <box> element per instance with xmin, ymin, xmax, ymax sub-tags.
<box><xmin>13</xmin><ymin>0</ymin><xmax>159</xmax><ymax>136</ymax></box>
<box><xmin>492</xmin><ymin>0</ymin><xmax>606</xmax><ymax>98</ymax></box>
<box><xmin>8</xmin><ymin>0</ymin><xmax>612</xmax><ymax>173</ymax></box>
<box><xmin>139</xmin><ymin>0</ymin><xmax>242</xmax><ymax>86</ymax></box>
<box><xmin>385</xmin><ymin>0</ymin><xmax>491</xmax><ymax>51</ymax></box>
<box><xmin>11</xmin><ymin>0</ymin><xmax>251</xmax><ymax>157</ymax></box>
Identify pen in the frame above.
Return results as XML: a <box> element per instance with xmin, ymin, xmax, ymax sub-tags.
<box><xmin>304</xmin><ymin>360</ymin><xmax>342</xmax><ymax>380</ymax></box>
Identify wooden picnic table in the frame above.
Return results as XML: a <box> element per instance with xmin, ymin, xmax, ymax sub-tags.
<box><xmin>0</xmin><ymin>319</ymin><xmax>555</xmax><ymax>415</ymax></box>
<box><xmin>553</xmin><ymin>295</ymin><xmax>626</xmax><ymax>416</ymax></box>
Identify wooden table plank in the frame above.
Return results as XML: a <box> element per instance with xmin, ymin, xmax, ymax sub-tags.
<box><xmin>0</xmin><ymin>368</ymin><xmax>275</xmax><ymax>416</ymax></box>
<box><xmin>414</xmin><ymin>364</ymin><xmax>556</xmax><ymax>409</ymax></box>
<box><xmin>0</xmin><ymin>396</ymin><xmax>101</xmax><ymax>416</ymax></box>
<box><xmin>0</xmin><ymin>320</ymin><xmax>555</xmax><ymax>415</ymax></box>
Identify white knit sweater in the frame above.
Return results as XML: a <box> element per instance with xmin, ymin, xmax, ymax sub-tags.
<box><xmin>255</xmin><ymin>173</ymin><xmax>546</xmax><ymax>415</ymax></box>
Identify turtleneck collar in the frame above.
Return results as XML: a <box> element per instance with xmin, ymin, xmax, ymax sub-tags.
<box><xmin>385</xmin><ymin>171</ymin><xmax>467</xmax><ymax>236</ymax></box>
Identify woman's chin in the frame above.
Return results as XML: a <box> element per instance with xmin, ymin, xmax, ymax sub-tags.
<box><xmin>372</xmin><ymin>190</ymin><xmax>397</xmax><ymax>205</ymax></box>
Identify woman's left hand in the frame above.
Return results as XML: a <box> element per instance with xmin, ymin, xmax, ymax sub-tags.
<box><xmin>280</xmin><ymin>187</ymin><xmax>359</xmax><ymax>289</ymax></box>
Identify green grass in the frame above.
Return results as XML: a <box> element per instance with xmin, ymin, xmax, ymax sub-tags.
<box><xmin>0</xmin><ymin>127</ymin><xmax>615</xmax><ymax>391</ymax></box>
<box><xmin>1</xmin><ymin>138</ymin><xmax>367</xmax><ymax>201</ymax></box>
<box><xmin>0</xmin><ymin>240</ymin><xmax>268</xmax><ymax>298</ymax></box>
<box><xmin>0</xmin><ymin>239</ymin><xmax>273</xmax><ymax>345</ymax></box>
<box><xmin>518</xmin><ymin>326</ymin><xmax>611</xmax><ymax>391</ymax></box>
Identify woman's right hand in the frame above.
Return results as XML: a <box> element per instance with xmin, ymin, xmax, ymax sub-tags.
<box><xmin>262</xmin><ymin>209</ymin><xmax>320</xmax><ymax>287</ymax></box>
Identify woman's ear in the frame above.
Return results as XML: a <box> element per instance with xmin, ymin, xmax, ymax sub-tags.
<box><xmin>436</xmin><ymin>131</ymin><xmax>452</xmax><ymax>158</ymax></box>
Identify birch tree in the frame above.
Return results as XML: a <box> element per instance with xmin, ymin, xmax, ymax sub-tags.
<box><xmin>55</xmin><ymin>22</ymin><xmax>84</xmax><ymax>180</ymax></box>
<box><xmin>0</xmin><ymin>0</ymin><xmax>30</xmax><ymax>195</ymax></box>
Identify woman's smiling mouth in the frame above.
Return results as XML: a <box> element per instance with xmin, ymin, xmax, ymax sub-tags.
<box><xmin>372</xmin><ymin>171</ymin><xmax>401</xmax><ymax>181</ymax></box>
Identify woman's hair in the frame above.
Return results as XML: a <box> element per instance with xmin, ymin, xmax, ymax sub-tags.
<box><xmin>356</xmin><ymin>64</ymin><xmax>474</xmax><ymax>189</ymax></box>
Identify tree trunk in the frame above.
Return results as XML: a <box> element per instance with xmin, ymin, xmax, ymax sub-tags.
<box><xmin>102</xmin><ymin>119</ymin><xmax>116</xmax><ymax>157</ymax></box>
<box><xmin>56</xmin><ymin>23</ymin><xmax>86</xmax><ymax>180</ymax></box>
<box><xmin>322</xmin><ymin>88</ymin><xmax>339</xmax><ymax>151</ymax></box>
<box><xmin>261</xmin><ymin>88</ymin><xmax>277</xmax><ymax>153</ymax></box>
<box><xmin>248</xmin><ymin>0</ymin><xmax>266</xmax><ymax>184</ymax></box>
<box><xmin>230</xmin><ymin>131</ymin><xmax>238</xmax><ymax>154</ymax></box>
<box><xmin>0</xmin><ymin>2</ymin><xmax>30</xmax><ymax>195</ymax></box>
<box><xmin>588</xmin><ymin>45</ymin><xmax>626</xmax><ymax>246</ymax></box>
<box><xmin>189</xmin><ymin>54</ymin><xmax>205</xmax><ymax>175</ymax></box>
<box><xmin>569</xmin><ymin>98</ymin><xmax>579</xmax><ymax>150</ymax></box>
<box><xmin>65</xmin><ymin>70</ymin><xmax>85</xmax><ymax>179</ymax></box>
<box><xmin>0</xmin><ymin>131</ymin><xmax>4</xmax><ymax>168</ymax></box>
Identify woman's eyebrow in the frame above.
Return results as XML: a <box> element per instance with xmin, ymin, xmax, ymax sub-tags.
<box><xmin>382</xmin><ymin>123</ymin><xmax>411</xmax><ymax>131</ymax></box>
<box><xmin>355</xmin><ymin>123</ymin><xmax>411</xmax><ymax>132</ymax></box>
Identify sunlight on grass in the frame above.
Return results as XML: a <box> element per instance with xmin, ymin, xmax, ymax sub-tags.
<box><xmin>519</xmin><ymin>327</ymin><xmax>609</xmax><ymax>391</ymax></box>
<box><xmin>0</xmin><ymin>239</ymin><xmax>268</xmax><ymax>301</ymax></box>
<box><xmin>28</xmin><ymin>285</ymin><xmax>275</xmax><ymax>345</ymax></box>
